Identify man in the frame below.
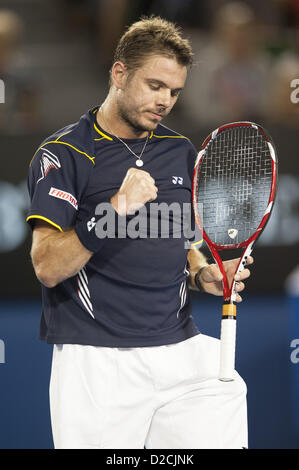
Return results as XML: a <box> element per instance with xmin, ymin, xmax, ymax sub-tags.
<box><xmin>27</xmin><ymin>16</ymin><xmax>252</xmax><ymax>449</ymax></box>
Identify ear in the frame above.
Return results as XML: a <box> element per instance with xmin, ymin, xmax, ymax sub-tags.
<box><xmin>110</xmin><ymin>61</ymin><xmax>128</xmax><ymax>89</ymax></box>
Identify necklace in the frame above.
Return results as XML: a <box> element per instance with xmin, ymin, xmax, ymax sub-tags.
<box><xmin>99</xmin><ymin>106</ymin><xmax>149</xmax><ymax>167</ymax></box>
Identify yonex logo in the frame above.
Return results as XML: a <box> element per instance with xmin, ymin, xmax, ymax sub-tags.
<box><xmin>172</xmin><ymin>176</ymin><xmax>183</xmax><ymax>185</ymax></box>
<box><xmin>228</xmin><ymin>228</ymin><xmax>238</xmax><ymax>239</ymax></box>
<box><xmin>87</xmin><ymin>217</ymin><xmax>96</xmax><ymax>231</ymax></box>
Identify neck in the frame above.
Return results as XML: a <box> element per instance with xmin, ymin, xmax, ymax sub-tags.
<box><xmin>97</xmin><ymin>96</ymin><xmax>148</xmax><ymax>140</ymax></box>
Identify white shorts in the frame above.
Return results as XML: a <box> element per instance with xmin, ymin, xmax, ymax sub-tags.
<box><xmin>49</xmin><ymin>334</ymin><xmax>248</xmax><ymax>449</ymax></box>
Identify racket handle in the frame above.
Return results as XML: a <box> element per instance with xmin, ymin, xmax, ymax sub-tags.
<box><xmin>219</xmin><ymin>304</ymin><xmax>237</xmax><ymax>382</ymax></box>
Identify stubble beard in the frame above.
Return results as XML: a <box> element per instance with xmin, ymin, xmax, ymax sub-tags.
<box><xmin>118</xmin><ymin>101</ymin><xmax>158</xmax><ymax>135</ymax></box>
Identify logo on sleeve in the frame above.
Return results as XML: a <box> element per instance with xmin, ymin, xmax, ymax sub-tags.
<box><xmin>37</xmin><ymin>148</ymin><xmax>61</xmax><ymax>183</ymax></box>
<box><xmin>49</xmin><ymin>187</ymin><xmax>78</xmax><ymax>210</ymax></box>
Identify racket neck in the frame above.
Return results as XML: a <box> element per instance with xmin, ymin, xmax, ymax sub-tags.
<box><xmin>209</xmin><ymin>244</ymin><xmax>231</xmax><ymax>299</ymax></box>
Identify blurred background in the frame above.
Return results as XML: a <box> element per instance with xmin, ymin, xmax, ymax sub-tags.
<box><xmin>0</xmin><ymin>0</ymin><xmax>298</xmax><ymax>449</ymax></box>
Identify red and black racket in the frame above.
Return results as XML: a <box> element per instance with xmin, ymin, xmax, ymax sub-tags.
<box><xmin>192</xmin><ymin>121</ymin><xmax>278</xmax><ymax>381</ymax></box>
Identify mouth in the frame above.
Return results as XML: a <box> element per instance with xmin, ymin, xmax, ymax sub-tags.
<box><xmin>148</xmin><ymin>111</ymin><xmax>164</xmax><ymax>121</ymax></box>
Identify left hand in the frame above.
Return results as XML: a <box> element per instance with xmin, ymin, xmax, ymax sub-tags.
<box><xmin>199</xmin><ymin>256</ymin><xmax>254</xmax><ymax>302</ymax></box>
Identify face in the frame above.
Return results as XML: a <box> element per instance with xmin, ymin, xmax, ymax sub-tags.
<box><xmin>115</xmin><ymin>55</ymin><xmax>187</xmax><ymax>134</ymax></box>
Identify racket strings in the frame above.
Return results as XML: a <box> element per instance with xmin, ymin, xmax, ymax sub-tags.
<box><xmin>197</xmin><ymin>126</ymin><xmax>273</xmax><ymax>246</ymax></box>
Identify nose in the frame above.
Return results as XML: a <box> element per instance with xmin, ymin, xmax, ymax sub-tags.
<box><xmin>156</xmin><ymin>88</ymin><xmax>172</xmax><ymax>110</ymax></box>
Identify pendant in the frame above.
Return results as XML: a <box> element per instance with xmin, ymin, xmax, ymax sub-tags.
<box><xmin>136</xmin><ymin>159</ymin><xmax>143</xmax><ymax>167</ymax></box>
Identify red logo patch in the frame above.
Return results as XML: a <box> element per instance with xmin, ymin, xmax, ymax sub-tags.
<box><xmin>49</xmin><ymin>187</ymin><xmax>78</xmax><ymax>210</ymax></box>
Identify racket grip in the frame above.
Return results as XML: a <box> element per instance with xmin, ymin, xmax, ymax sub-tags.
<box><xmin>219</xmin><ymin>304</ymin><xmax>237</xmax><ymax>382</ymax></box>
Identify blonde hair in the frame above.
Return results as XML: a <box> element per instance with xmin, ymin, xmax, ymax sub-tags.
<box><xmin>110</xmin><ymin>16</ymin><xmax>193</xmax><ymax>84</ymax></box>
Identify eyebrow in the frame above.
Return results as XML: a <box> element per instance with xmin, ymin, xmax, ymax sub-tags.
<box><xmin>146</xmin><ymin>78</ymin><xmax>184</xmax><ymax>93</ymax></box>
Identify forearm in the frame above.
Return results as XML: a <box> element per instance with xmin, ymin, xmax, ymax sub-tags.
<box><xmin>31</xmin><ymin>228</ymin><xmax>93</xmax><ymax>288</ymax></box>
<box><xmin>187</xmin><ymin>246</ymin><xmax>209</xmax><ymax>289</ymax></box>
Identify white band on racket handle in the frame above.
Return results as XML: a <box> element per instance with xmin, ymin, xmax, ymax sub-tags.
<box><xmin>219</xmin><ymin>305</ymin><xmax>237</xmax><ymax>382</ymax></box>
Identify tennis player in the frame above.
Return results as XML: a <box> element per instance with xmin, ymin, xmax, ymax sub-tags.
<box><xmin>27</xmin><ymin>16</ymin><xmax>253</xmax><ymax>449</ymax></box>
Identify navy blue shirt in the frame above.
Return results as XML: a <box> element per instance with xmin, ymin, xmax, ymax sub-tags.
<box><xmin>27</xmin><ymin>106</ymin><xmax>200</xmax><ymax>347</ymax></box>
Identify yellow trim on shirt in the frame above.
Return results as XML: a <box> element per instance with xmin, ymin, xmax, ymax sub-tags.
<box><xmin>151</xmin><ymin>133</ymin><xmax>188</xmax><ymax>139</ymax></box>
<box><xmin>29</xmin><ymin>140</ymin><xmax>95</xmax><ymax>166</ymax></box>
<box><xmin>93</xmin><ymin>124</ymin><xmax>187</xmax><ymax>142</ymax></box>
<box><xmin>93</xmin><ymin>123</ymin><xmax>113</xmax><ymax>141</ymax></box>
<box><xmin>55</xmin><ymin>129</ymin><xmax>73</xmax><ymax>141</ymax></box>
<box><xmin>26</xmin><ymin>215</ymin><xmax>63</xmax><ymax>232</ymax></box>
<box><xmin>54</xmin><ymin>141</ymin><xmax>95</xmax><ymax>163</ymax></box>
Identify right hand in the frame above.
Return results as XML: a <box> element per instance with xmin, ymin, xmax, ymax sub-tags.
<box><xmin>198</xmin><ymin>257</ymin><xmax>253</xmax><ymax>301</ymax></box>
<box><xmin>110</xmin><ymin>167</ymin><xmax>158</xmax><ymax>215</ymax></box>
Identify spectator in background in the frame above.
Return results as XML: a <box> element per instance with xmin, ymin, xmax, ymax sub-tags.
<box><xmin>60</xmin><ymin>0</ymin><xmax>131</xmax><ymax>75</ymax></box>
<box><xmin>96</xmin><ymin>0</ymin><xmax>131</xmax><ymax>72</ymax></box>
<box><xmin>0</xmin><ymin>9</ymin><xmax>40</xmax><ymax>134</ymax></box>
<box><xmin>181</xmin><ymin>1</ymin><xmax>271</xmax><ymax>128</ymax></box>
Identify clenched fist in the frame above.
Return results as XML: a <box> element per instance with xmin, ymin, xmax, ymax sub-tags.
<box><xmin>110</xmin><ymin>168</ymin><xmax>158</xmax><ymax>216</ymax></box>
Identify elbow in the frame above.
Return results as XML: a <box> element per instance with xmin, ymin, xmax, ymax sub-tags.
<box><xmin>30</xmin><ymin>234</ymin><xmax>61</xmax><ymax>288</ymax></box>
<box><xmin>39</xmin><ymin>275</ymin><xmax>58</xmax><ymax>289</ymax></box>
<box><xmin>33</xmin><ymin>263</ymin><xmax>59</xmax><ymax>288</ymax></box>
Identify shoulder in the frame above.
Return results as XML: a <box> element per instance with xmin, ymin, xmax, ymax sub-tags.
<box><xmin>152</xmin><ymin>124</ymin><xmax>197</xmax><ymax>152</ymax></box>
<box><xmin>151</xmin><ymin>123</ymin><xmax>189</xmax><ymax>140</ymax></box>
<box><xmin>151</xmin><ymin>124</ymin><xmax>198</xmax><ymax>163</ymax></box>
<box><xmin>29</xmin><ymin>109</ymin><xmax>96</xmax><ymax>168</ymax></box>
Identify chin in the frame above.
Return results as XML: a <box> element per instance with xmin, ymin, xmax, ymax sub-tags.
<box><xmin>144</xmin><ymin>119</ymin><xmax>160</xmax><ymax>131</ymax></box>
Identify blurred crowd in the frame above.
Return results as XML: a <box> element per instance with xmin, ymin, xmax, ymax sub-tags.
<box><xmin>0</xmin><ymin>9</ymin><xmax>40</xmax><ymax>134</ymax></box>
<box><xmin>0</xmin><ymin>0</ymin><xmax>299</xmax><ymax>134</ymax></box>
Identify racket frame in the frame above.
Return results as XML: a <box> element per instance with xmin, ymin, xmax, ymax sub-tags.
<box><xmin>192</xmin><ymin>121</ymin><xmax>278</xmax><ymax>380</ymax></box>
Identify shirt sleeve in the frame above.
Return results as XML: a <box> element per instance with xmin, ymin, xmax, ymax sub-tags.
<box><xmin>26</xmin><ymin>142</ymin><xmax>93</xmax><ymax>231</ymax></box>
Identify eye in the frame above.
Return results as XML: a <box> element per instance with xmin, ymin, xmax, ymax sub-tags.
<box><xmin>150</xmin><ymin>84</ymin><xmax>160</xmax><ymax>91</ymax></box>
<box><xmin>171</xmin><ymin>90</ymin><xmax>180</xmax><ymax>97</ymax></box>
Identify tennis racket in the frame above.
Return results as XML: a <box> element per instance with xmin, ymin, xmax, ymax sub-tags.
<box><xmin>192</xmin><ymin>121</ymin><xmax>278</xmax><ymax>381</ymax></box>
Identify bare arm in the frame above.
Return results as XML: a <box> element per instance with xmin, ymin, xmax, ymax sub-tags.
<box><xmin>187</xmin><ymin>246</ymin><xmax>209</xmax><ymax>289</ymax></box>
<box><xmin>30</xmin><ymin>220</ymin><xmax>93</xmax><ymax>288</ymax></box>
